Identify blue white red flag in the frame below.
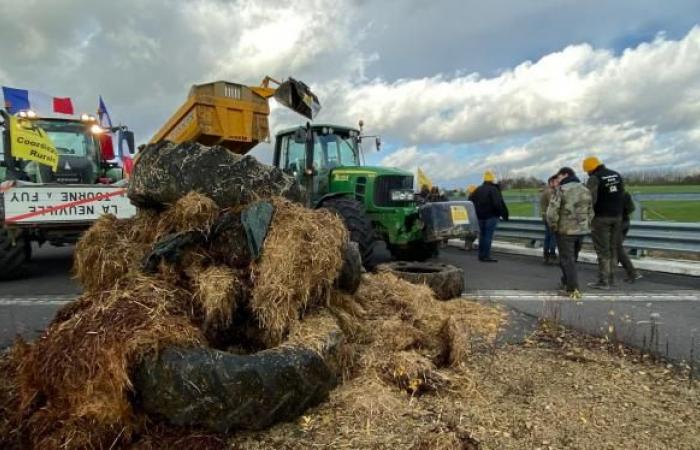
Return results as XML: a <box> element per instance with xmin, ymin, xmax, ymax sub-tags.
<box><xmin>1</xmin><ymin>86</ymin><xmax>74</xmax><ymax>115</ymax></box>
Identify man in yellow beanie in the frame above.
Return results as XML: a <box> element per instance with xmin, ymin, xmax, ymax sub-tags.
<box><xmin>470</xmin><ymin>170</ymin><xmax>509</xmax><ymax>262</ymax></box>
<box><xmin>583</xmin><ymin>155</ymin><xmax>625</xmax><ymax>289</ymax></box>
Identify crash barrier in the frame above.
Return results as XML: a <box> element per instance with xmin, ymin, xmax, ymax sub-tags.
<box><xmin>452</xmin><ymin>192</ymin><xmax>700</xmax><ymax>220</ymax></box>
<box><xmin>496</xmin><ymin>217</ymin><xmax>700</xmax><ymax>254</ymax></box>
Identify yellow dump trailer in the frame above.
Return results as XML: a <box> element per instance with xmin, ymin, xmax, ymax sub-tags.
<box><xmin>149</xmin><ymin>78</ymin><xmax>320</xmax><ymax>154</ymax></box>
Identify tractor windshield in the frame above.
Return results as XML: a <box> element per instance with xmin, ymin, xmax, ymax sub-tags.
<box><xmin>34</xmin><ymin>120</ymin><xmax>97</xmax><ymax>158</ymax></box>
<box><xmin>280</xmin><ymin>128</ymin><xmax>360</xmax><ymax>173</ymax></box>
<box><xmin>314</xmin><ymin>130</ymin><xmax>359</xmax><ymax>169</ymax></box>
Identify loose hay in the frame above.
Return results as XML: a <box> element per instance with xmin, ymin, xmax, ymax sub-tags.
<box><xmin>17</xmin><ymin>277</ymin><xmax>204</xmax><ymax>449</ymax></box>
<box><xmin>192</xmin><ymin>265</ymin><xmax>242</xmax><ymax>332</ymax></box>
<box><xmin>250</xmin><ymin>198</ymin><xmax>348</xmax><ymax>345</ymax></box>
<box><xmin>156</xmin><ymin>191</ymin><xmax>220</xmax><ymax>238</ymax></box>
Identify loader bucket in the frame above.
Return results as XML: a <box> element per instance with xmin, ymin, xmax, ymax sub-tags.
<box><xmin>274</xmin><ymin>78</ymin><xmax>321</xmax><ymax>120</ymax></box>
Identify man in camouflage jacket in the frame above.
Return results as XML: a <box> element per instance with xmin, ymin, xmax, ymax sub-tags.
<box><xmin>546</xmin><ymin>167</ymin><xmax>594</xmax><ymax>297</ymax></box>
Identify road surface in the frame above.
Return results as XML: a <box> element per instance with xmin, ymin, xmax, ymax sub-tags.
<box><xmin>1</xmin><ymin>243</ymin><xmax>699</xmax><ymax>364</ymax></box>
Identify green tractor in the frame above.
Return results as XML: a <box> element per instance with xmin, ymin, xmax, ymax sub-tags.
<box><xmin>273</xmin><ymin>123</ymin><xmax>478</xmax><ymax>267</ymax></box>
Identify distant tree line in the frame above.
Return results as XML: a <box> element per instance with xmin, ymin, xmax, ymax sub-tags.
<box><xmin>622</xmin><ymin>169</ymin><xmax>700</xmax><ymax>185</ymax></box>
<box><xmin>498</xmin><ymin>176</ymin><xmax>545</xmax><ymax>190</ymax></box>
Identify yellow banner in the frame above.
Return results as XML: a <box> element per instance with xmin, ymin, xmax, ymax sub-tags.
<box><xmin>417</xmin><ymin>167</ymin><xmax>433</xmax><ymax>189</ymax></box>
<box><xmin>8</xmin><ymin>115</ymin><xmax>58</xmax><ymax>172</ymax></box>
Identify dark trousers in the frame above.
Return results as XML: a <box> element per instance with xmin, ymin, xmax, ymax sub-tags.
<box><xmin>543</xmin><ymin>222</ymin><xmax>557</xmax><ymax>256</ymax></box>
<box><xmin>591</xmin><ymin>216</ymin><xmax>623</xmax><ymax>284</ymax></box>
<box><xmin>618</xmin><ymin>221</ymin><xmax>636</xmax><ymax>277</ymax></box>
<box><xmin>478</xmin><ymin>217</ymin><xmax>499</xmax><ymax>260</ymax></box>
<box><xmin>556</xmin><ymin>234</ymin><xmax>583</xmax><ymax>291</ymax></box>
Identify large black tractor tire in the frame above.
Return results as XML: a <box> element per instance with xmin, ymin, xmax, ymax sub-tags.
<box><xmin>0</xmin><ymin>227</ymin><xmax>29</xmax><ymax>281</ymax></box>
<box><xmin>134</xmin><ymin>345</ymin><xmax>338</xmax><ymax>433</ymax></box>
<box><xmin>320</xmin><ymin>197</ymin><xmax>378</xmax><ymax>270</ymax></box>
<box><xmin>378</xmin><ymin>261</ymin><xmax>464</xmax><ymax>300</ymax></box>
<box><xmin>389</xmin><ymin>240</ymin><xmax>439</xmax><ymax>262</ymax></box>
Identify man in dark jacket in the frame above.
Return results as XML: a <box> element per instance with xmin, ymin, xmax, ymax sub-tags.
<box><xmin>583</xmin><ymin>156</ymin><xmax>625</xmax><ymax>289</ymax></box>
<box><xmin>471</xmin><ymin>170</ymin><xmax>509</xmax><ymax>262</ymax></box>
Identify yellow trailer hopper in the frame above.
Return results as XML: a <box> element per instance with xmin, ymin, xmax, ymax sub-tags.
<box><xmin>149</xmin><ymin>77</ymin><xmax>320</xmax><ymax>154</ymax></box>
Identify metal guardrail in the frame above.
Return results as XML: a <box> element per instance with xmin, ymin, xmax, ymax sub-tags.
<box><xmin>453</xmin><ymin>193</ymin><xmax>700</xmax><ymax>221</ymax></box>
<box><xmin>497</xmin><ymin>218</ymin><xmax>700</xmax><ymax>254</ymax></box>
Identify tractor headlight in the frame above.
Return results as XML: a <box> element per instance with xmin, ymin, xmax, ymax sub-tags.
<box><xmin>90</xmin><ymin>124</ymin><xmax>105</xmax><ymax>134</ymax></box>
<box><xmin>390</xmin><ymin>189</ymin><xmax>414</xmax><ymax>201</ymax></box>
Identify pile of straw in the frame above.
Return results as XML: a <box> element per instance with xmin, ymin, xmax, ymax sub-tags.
<box><xmin>17</xmin><ymin>277</ymin><xmax>204</xmax><ymax>449</ymax></box>
<box><xmin>1</xmin><ymin>185</ymin><xmax>510</xmax><ymax>449</ymax></box>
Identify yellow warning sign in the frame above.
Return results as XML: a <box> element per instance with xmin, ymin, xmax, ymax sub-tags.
<box><xmin>8</xmin><ymin>115</ymin><xmax>58</xmax><ymax>172</ymax></box>
<box><xmin>450</xmin><ymin>205</ymin><xmax>469</xmax><ymax>225</ymax></box>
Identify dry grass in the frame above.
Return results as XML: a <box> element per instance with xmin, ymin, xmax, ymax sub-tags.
<box><xmin>250</xmin><ymin>198</ymin><xmax>348</xmax><ymax>345</ymax></box>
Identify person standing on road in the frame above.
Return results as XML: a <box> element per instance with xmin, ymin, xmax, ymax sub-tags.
<box><xmin>471</xmin><ymin>170</ymin><xmax>509</xmax><ymax>262</ymax></box>
<box><xmin>546</xmin><ymin>167</ymin><xmax>593</xmax><ymax>299</ymax></box>
<box><xmin>540</xmin><ymin>175</ymin><xmax>559</xmax><ymax>265</ymax></box>
<box><xmin>583</xmin><ymin>156</ymin><xmax>625</xmax><ymax>290</ymax></box>
<box><xmin>464</xmin><ymin>184</ymin><xmax>479</xmax><ymax>250</ymax></box>
<box><xmin>618</xmin><ymin>191</ymin><xmax>643</xmax><ymax>283</ymax></box>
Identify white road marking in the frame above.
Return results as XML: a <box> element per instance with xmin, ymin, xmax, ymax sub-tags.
<box><xmin>465</xmin><ymin>290</ymin><xmax>700</xmax><ymax>302</ymax></box>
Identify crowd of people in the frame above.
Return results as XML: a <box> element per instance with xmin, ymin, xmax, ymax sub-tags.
<box><xmin>466</xmin><ymin>156</ymin><xmax>641</xmax><ymax>299</ymax></box>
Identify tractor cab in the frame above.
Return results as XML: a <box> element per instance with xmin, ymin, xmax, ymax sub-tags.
<box><xmin>274</xmin><ymin>124</ymin><xmax>364</xmax><ymax>203</ymax></box>
<box><xmin>0</xmin><ymin>110</ymin><xmax>135</xmax><ymax>185</ymax></box>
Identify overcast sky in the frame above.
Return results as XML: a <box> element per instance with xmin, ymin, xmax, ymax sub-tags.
<box><xmin>1</xmin><ymin>0</ymin><xmax>699</xmax><ymax>186</ymax></box>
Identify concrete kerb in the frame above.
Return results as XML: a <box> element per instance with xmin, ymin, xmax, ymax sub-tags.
<box><xmin>448</xmin><ymin>239</ymin><xmax>700</xmax><ymax>277</ymax></box>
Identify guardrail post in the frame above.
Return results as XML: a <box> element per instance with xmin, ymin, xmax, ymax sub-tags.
<box><xmin>631</xmin><ymin>198</ymin><xmax>642</xmax><ymax>221</ymax></box>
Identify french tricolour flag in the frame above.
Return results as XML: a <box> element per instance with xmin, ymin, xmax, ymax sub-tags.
<box><xmin>1</xmin><ymin>86</ymin><xmax>74</xmax><ymax>115</ymax></box>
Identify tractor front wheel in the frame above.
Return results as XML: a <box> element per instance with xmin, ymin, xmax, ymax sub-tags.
<box><xmin>320</xmin><ymin>197</ymin><xmax>378</xmax><ymax>270</ymax></box>
<box><xmin>0</xmin><ymin>227</ymin><xmax>30</xmax><ymax>280</ymax></box>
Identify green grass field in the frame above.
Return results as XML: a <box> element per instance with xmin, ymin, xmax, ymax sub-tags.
<box><xmin>502</xmin><ymin>185</ymin><xmax>700</xmax><ymax>222</ymax></box>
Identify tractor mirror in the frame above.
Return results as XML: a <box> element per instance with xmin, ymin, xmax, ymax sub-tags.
<box><xmin>121</xmin><ymin>130</ymin><xmax>136</xmax><ymax>155</ymax></box>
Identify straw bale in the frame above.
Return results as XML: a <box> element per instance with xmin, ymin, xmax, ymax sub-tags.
<box><xmin>251</xmin><ymin>198</ymin><xmax>347</xmax><ymax>345</ymax></box>
<box><xmin>17</xmin><ymin>276</ymin><xmax>204</xmax><ymax>449</ymax></box>
<box><xmin>73</xmin><ymin>214</ymin><xmax>148</xmax><ymax>293</ymax></box>
<box><xmin>156</xmin><ymin>192</ymin><xmax>220</xmax><ymax>238</ymax></box>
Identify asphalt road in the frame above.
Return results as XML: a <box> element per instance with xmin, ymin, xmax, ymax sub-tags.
<box><xmin>1</xmin><ymin>243</ymin><xmax>699</xmax><ymax>364</ymax></box>
<box><xmin>442</xmin><ymin>245</ymin><xmax>700</xmax><ymax>363</ymax></box>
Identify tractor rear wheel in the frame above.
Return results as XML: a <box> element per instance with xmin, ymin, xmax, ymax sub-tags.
<box><xmin>320</xmin><ymin>197</ymin><xmax>378</xmax><ymax>270</ymax></box>
<box><xmin>0</xmin><ymin>227</ymin><xmax>29</xmax><ymax>280</ymax></box>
